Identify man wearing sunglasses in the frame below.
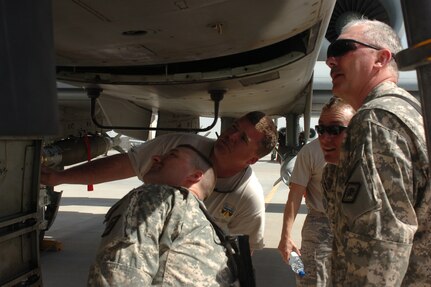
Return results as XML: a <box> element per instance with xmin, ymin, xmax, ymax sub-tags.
<box><xmin>325</xmin><ymin>19</ymin><xmax>430</xmax><ymax>286</ymax></box>
<box><xmin>278</xmin><ymin>98</ymin><xmax>354</xmax><ymax>286</ymax></box>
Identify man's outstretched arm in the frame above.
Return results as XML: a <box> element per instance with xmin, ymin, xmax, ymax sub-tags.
<box><xmin>41</xmin><ymin>153</ymin><xmax>135</xmax><ymax>186</ymax></box>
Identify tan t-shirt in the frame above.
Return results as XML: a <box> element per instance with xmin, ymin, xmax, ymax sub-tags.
<box><xmin>128</xmin><ymin>133</ymin><xmax>265</xmax><ymax>250</ymax></box>
<box><xmin>290</xmin><ymin>139</ymin><xmax>326</xmax><ymax>212</ymax></box>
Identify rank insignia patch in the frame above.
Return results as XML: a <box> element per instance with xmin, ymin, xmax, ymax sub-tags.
<box><xmin>342</xmin><ymin>182</ymin><xmax>361</xmax><ymax>203</ymax></box>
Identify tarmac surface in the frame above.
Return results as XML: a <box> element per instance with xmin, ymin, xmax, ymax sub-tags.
<box><xmin>40</xmin><ymin>153</ymin><xmax>307</xmax><ymax>286</ymax></box>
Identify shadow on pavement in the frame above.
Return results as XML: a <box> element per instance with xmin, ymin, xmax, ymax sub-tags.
<box><xmin>41</xmin><ymin>211</ymin><xmax>106</xmax><ymax>287</ymax></box>
<box><xmin>60</xmin><ymin>197</ymin><xmax>119</xmax><ymax>207</ymax></box>
<box><xmin>253</xmin><ymin>247</ymin><xmax>297</xmax><ymax>286</ymax></box>
<box><xmin>266</xmin><ymin>203</ymin><xmax>308</xmax><ymax>215</ymax></box>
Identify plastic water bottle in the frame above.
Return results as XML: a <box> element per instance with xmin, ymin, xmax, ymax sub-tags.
<box><xmin>289</xmin><ymin>251</ymin><xmax>305</xmax><ymax>277</ymax></box>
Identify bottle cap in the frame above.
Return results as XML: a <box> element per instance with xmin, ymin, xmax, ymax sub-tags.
<box><xmin>298</xmin><ymin>270</ymin><xmax>305</xmax><ymax>277</ymax></box>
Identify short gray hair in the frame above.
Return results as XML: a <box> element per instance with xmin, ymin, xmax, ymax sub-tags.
<box><xmin>343</xmin><ymin>19</ymin><xmax>402</xmax><ymax>77</ymax></box>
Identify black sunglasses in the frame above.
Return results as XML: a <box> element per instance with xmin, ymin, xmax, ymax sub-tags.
<box><xmin>327</xmin><ymin>38</ymin><xmax>382</xmax><ymax>58</ymax></box>
<box><xmin>315</xmin><ymin>124</ymin><xmax>347</xmax><ymax>136</ymax></box>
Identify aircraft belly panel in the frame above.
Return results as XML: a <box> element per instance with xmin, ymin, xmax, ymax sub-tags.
<box><xmin>53</xmin><ymin>0</ymin><xmax>329</xmax><ymax>66</ymax></box>
<box><xmin>88</xmin><ymin>52</ymin><xmax>314</xmax><ymax>118</ymax></box>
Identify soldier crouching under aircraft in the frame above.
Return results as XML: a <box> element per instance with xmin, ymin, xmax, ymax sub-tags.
<box><xmin>87</xmin><ymin>145</ymin><xmax>235</xmax><ymax>286</ymax></box>
<box><xmin>41</xmin><ymin>111</ymin><xmax>278</xmax><ymax>253</ymax></box>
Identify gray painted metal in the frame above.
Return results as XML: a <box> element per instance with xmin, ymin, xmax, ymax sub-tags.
<box><xmin>0</xmin><ymin>1</ymin><xmax>58</xmax><ymax>136</ymax></box>
<box><xmin>0</xmin><ymin>139</ymin><xmax>42</xmax><ymax>286</ymax></box>
<box><xmin>0</xmin><ymin>1</ymin><xmax>58</xmax><ymax>285</ymax></box>
<box><xmin>400</xmin><ymin>0</ymin><xmax>431</xmax><ymax>166</ymax></box>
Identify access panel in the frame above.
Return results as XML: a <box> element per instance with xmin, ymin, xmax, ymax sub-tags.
<box><xmin>0</xmin><ymin>139</ymin><xmax>42</xmax><ymax>286</ymax></box>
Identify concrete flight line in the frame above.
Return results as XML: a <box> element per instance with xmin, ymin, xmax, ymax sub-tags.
<box><xmin>265</xmin><ymin>181</ymin><xmax>281</xmax><ymax>206</ymax></box>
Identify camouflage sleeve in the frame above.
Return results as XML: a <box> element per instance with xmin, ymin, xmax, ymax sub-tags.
<box><xmin>321</xmin><ymin>164</ymin><xmax>337</xmax><ymax>225</ymax></box>
<box><xmin>340</xmin><ymin>115</ymin><xmax>416</xmax><ymax>286</ymax></box>
<box><xmin>89</xmin><ymin>186</ymin><xmax>175</xmax><ymax>286</ymax></box>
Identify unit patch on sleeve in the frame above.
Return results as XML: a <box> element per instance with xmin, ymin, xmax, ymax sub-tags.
<box><xmin>342</xmin><ymin>182</ymin><xmax>361</xmax><ymax>203</ymax></box>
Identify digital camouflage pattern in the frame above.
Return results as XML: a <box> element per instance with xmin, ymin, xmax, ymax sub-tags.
<box><xmin>128</xmin><ymin>133</ymin><xmax>266</xmax><ymax>251</ymax></box>
<box><xmin>296</xmin><ymin>210</ymin><xmax>333</xmax><ymax>287</ymax></box>
<box><xmin>290</xmin><ymin>139</ymin><xmax>332</xmax><ymax>286</ymax></box>
<box><xmin>87</xmin><ymin>184</ymin><xmax>233</xmax><ymax>286</ymax></box>
<box><xmin>324</xmin><ymin>81</ymin><xmax>430</xmax><ymax>286</ymax></box>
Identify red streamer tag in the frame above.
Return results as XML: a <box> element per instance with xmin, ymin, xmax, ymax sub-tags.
<box><xmin>83</xmin><ymin>135</ymin><xmax>94</xmax><ymax>191</ymax></box>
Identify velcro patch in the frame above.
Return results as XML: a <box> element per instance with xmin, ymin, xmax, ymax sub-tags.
<box><xmin>342</xmin><ymin>182</ymin><xmax>361</xmax><ymax>203</ymax></box>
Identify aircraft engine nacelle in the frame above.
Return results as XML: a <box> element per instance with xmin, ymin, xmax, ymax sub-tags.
<box><xmin>318</xmin><ymin>0</ymin><xmax>405</xmax><ymax>60</ymax></box>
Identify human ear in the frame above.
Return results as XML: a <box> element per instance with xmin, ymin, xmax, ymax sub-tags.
<box><xmin>247</xmin><ymin>156</ymin><xmax>259</xmax><ymax>165</ymax></box>
<box><xmin>376</xmin><ymin>48</ymin><xmax>393</xmax><ymax>67</ymax></box>
<box><xmin>187</xmin><ymin>170</ymin><xmax>203</xmax><ymax>184</ymax></box>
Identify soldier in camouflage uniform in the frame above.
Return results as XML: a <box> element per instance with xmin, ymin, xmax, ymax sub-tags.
<box><xmin>42</xmin><ymin>111</ymin><xmax>278</xmax><ymax>252</ymax></box>
<box><xmin>87</xmin><ymin>144</ymin><xmax>234</xmax><ymax>286</ymax></box>
<box><xmin>325</xmin><ymin>19</ymin><xmax>430</xmax><ymax>286</ymax></box>
<box><xmin>278</xmin><ymin>98</ymin><xmax>354</xmax><ymax>286</ymax></box>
